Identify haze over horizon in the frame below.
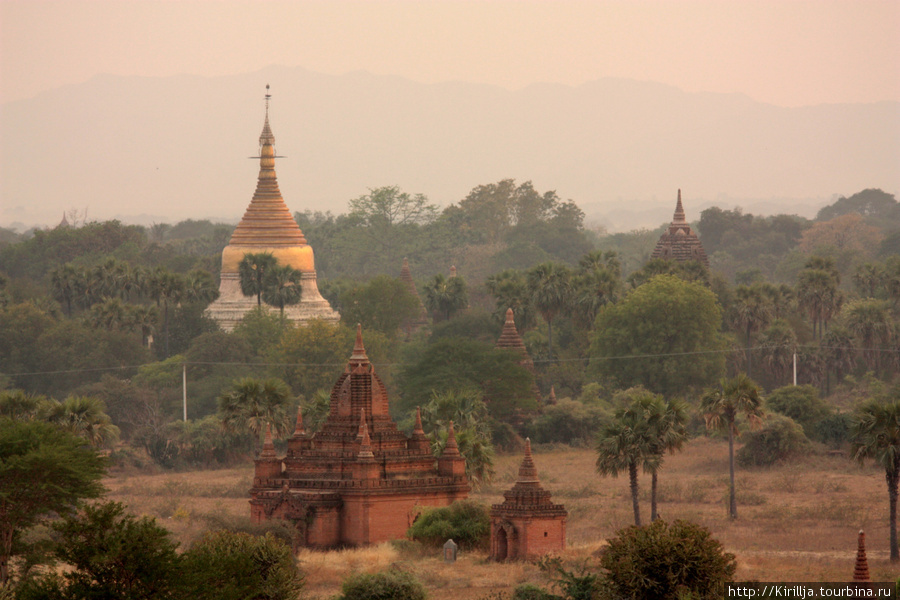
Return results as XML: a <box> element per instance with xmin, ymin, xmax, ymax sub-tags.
<box><xmin>2</xmin><ymin>1</ymin><xmax>898</xmax><ymax>231</ymax></box>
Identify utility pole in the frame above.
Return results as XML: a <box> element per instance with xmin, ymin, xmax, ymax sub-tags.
<box><xmin>183</xmin><ymin>363</ymin><xmax>188</xmax><ymax>421</ymax></box>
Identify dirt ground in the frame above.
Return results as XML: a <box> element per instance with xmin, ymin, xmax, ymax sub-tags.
<box><xmin>104</xmin><ymin>437</ymin><xmax>896</xmax><ymax>599</ymax></box>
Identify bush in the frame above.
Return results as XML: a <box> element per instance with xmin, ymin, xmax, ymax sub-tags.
<box><xmin>766</xmin><ymin>385</ymin><xmax>832</xmax><ymax>441</ymax></box>
<box><xmin>736</xmin><ymin>414</ymin><xmax>812</xmax><ymax>467</ymax></box>
<box><xmin>338</xmin><ymin>569</ymin><xmax>427</xmax><ymax>600</ymax></box>
<box><xmin>180</xmin><ymin>530</ymin><xmax>304</xmax><ymax>600</ymax></box>
<box><xmin>406</xmin><ymin>500</ymin><xmax>490</xmax><ymax>551</ymax></box>
<box><xmin>512</xmin><ymin>583</ymin><xmax>560</xmax><ymax>600</ymax></box>
<box><xmin>813</xmin><ymin>412</ymin><xmax>852</xmax><ymax>448</ymax></box>
<box><xmin>526</xmin><ymin>398</ymin><xmax>608</xmax><ymax>446</ymax></box>
<box><xmin>599</xmin><ymin>519</ymin><xmax>736</xmax><ymax>600</ymax></box>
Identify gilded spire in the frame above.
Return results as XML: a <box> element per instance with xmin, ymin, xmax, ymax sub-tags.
<box><xmin>673</xmin><ymin>189</ymin><xmax>686</xmax><ymax>224</ymax></box>
<box><xmin>228</xmin><ymin>86</ymin><xmax>307</xmax><ymax>248</ymax></box>
<box><xmin>853</xmin><ymin>530</ymin><xmax>870</xmax><ymax>582</ymax></box>
<box><xmin>260</xmin><ymin>423</ymin><xmax>277</xmax><ymax>458</ymax></box>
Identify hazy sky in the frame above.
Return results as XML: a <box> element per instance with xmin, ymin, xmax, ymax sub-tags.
<box><xmin>2</xmin><ymin>0</ymin><xmax>898</xmax><ymax>107</ymax></box>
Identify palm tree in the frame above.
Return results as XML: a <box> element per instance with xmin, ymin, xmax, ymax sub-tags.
<box><xmin>527</xmin><ymin>262</ymin><xmax>573</xmax><ymax>360</ymax></box>
<box><xmin>145</xmin><ymin>267</ymin><xmax>185</xmax><ymax>358</ymax></box>
<box><xmin>261</xmin><ymin>264</ymin><xmax>303</xmax><ymax>321</ymax></box>
<box><xmin>423</xmin><ymin>273</ymin><xmax>468</xmax><ymax>321</ymax></box>
<box><xmin>485</xmin><ymin>269</ymin><xmax>535</xmax><ymax>329</ymax></box>
<box><xmin>596</xmin><ymin>396</ymin><xmax>657</xmax><ymax>526</ymax></box>
<box><xmin>844</xmin><ymin>299</ymin><xmax>892</xmax><ymax>374</ymax></box>
<box><xmin>798</xmin><ymin>269</ymin><xmax>838</xmax><ymax>339</ymax></box>
<box><xmin>757</xmin><ymin>319</ymin><xmax>798</xmax><ymax>387</ymax></box>
<box><xmin>854</xmin><ymin>263</ymin><xmax>885</xmax><ymax>298</ymax></box>
<box><xmin>238</xmin><ymin>252</ymin><xmax>277</xmax><ymax>306</ymax></box>
<box><xmin>645</xmin><ymin>396</ymin><xmax>688</xmax><ymax>522</ymax></box>
<box><xmin>41</xmin><ymin>396</ymin><xmax>120</xmax><ymax>448</ymax></box>
<box><xmin>218</xmin><ymin>377</ymin><xmax>293</xmax><ymax>453</ymax></box>
<box><xmin>87</xmin><ymin>297</ymin><xmax>130</xmax><ymax>331</ymax></box>
<box><xmin>50</xmin><ymin>264</ymin><xmax>80</xmax><ymax>317</ymax></box>
<box><xmin>851</xmin><ymin>398</ymin><xmax>900</xmax><ymax>562</ymax></box>
<box><xmin>821</xmin><ymin>326</ymin><xmax>855</xmax><ymax>392</ymax></box>
<box><xmin>700</xmin><ymin>374</ymin><xmax>764</xmax><ymax>520</ymax></box>
<box><xmin>183</xmin><ymin>269</ymin><xmax>220</xmax><ymax>306</ymax></box>
<box><xmin>730</xmin><ymin>285</ymin><xmax>774</xmax><ymax>377</ymax></box>
<box><xmin>573</xmin><ymin>266</ymin><xmax>621</xmax><ymax>328</ymax></box>
<box><xmin>127</xmin><ymin>303</ymin><xmax>158</xmax><ymax>348</ymax></box>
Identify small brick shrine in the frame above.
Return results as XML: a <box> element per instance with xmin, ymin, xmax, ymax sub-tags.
<box><xmin>650</xmin><ymin>189</ymin><xmax>709</xmax><ymax>266</ymax></box>
<box><xmin>250</xmin><ymin>325</ymin><xmax>469</xmax><ymax>548</ymax></box>
<box><xmin>490</xmin><ymin>439</ymin><xmax>567</xmax><ymax>561</ymax></box>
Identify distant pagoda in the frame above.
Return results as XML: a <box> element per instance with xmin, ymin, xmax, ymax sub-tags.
<box><xmin>206</xmin><ymin>87</ymin><xmax>338</xmax><ymax>331</ymax></box>
<box><xmin>650</xmin><ymin>189</ymin><xmax>709</xmax><ymax>267</ymax></box>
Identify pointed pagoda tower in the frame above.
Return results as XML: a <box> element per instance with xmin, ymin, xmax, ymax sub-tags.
<box><xmin>250</xmin><ymin>324</ymin><xmax>469</xmax><ymax>548</ymax></box>
<box><xmin>649</xmin><ymin>189</ymin><xmax>709</xmax><ymax>266</ymax></box>
<box><xmin>206</xmin><ymin>86</ymin><xmax>338</xmax><ymax>331</ymax></box>
<box><xmin>490</xmin><ymin>439</ymin><xmax>567</xmax><ymax>561</ymax></box>
<box><xmin>496</xmin><ymin>307</ymin><xmax>541</xmax><ymax>403</ymax></box>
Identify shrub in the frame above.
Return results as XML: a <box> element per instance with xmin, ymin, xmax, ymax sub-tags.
<box><xmin>766</xmin><ymin>385</ymin><xmax>832</xmax><ymax>441</ymax></box>
<box><xmin>338</xmin><ymin>569</ymin><xmax>427</xmax><ymax>600</ymax></box>
<box><xmin>512</xmin><ymin>583</ymin><xmax>561</xmax><ymax>600</ymax></box>
<box><xmin>180</xmin><ymin>530</ymin><xmax>304</xmax><ymax>600</ymax></box>
<box><xmin>406</xmin><ymin>500</ymin><xmax>490</xmax><ymax>551</ymax></box>
<box><xmin>813</xmin><ymin>412</ymin><xmax>852</xmax><ymax>447</ymax></box>
<box><xmin>526</xmin><ymin>398</ymin><xmax>608</xmax><ymax>446</ymax></box>
<box><xmin>537</xmin><ymin>557</ymin><xmax>601</xmax><ymax>600</ymax></box>
<box><xmin>599</xmin><ymin>519</ymin><xmax>736</xmax><ymax>600</ymax></box>
<box><xmin>736</xmin><ymin>414</ymin><xmax>811</xmax><ymax>467</ymax></box>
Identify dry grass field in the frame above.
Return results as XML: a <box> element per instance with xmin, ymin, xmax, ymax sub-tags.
<box><xmin>104</xmin><ymin>437</ymin><xmax>896</xmax><ymax>599</ymax></box>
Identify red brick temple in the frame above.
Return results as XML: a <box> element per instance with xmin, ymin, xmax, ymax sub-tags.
<box><xmin>496</xmin><ymin>307</ymin><xmax>541</xmax><ymax>404</ymax></box>
<box><xmin>490</xmin><ymin>439</ymin><xmax>567</xmax><ymax>561</ymax></box>
<box><xmin>250</xmin><ymin>325</ymin><xmax>469</xmax><ymax>548</ymax></box>
<box><xmin>650</xmin><ymin>189</ymin><xmax>709</xmax><ymax>266</ymax></box>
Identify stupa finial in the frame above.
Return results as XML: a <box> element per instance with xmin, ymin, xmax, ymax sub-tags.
<box><xmin>259</xmin><ymin>84</ymin><xmax>275</xmax><ymax>148</ymax></box>
<box><xmin>260</xmin><ymin>423</ymin><xmax>277</xmax><ymax>458</ymax></box>
<box><xmin>517</xmin><ymin>437</ymin><xmax>540</xmax><ymax>483</ymax></box>
<box><xmin>673</xmin><ymin>189</ymin><xmax>686</xmax><ymax>224</ymax></box>
<box><xmin>350</xmin><ymin>323</ymin><xmax>368</xmax><ymax>363</ymax></box>
<box><xmin>443</xmin><ymin>421</ymin><xmax>460</xmax><ymax>456</ymax></box>
<box><xmin>293</xmin><ymin>405</ymin><xmax>306</xmax><ymax>437</ymax></box>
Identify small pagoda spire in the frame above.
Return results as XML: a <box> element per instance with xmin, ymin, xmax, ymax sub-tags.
<box><xmin>259</xmin><ymin>84</ymin><xmax>275</xmax><ymax>148</ymax></box>
<box><xmin>357</xmin><ymin>409</ymin><xmax>374</xmax><ymax>458</ymax></box>
<box><xmin>292</xmin><ymin>405</ymin><xmax>306</xmax><ymax>437</ymax></box>
<box><xmin>548</xmin><ymin>386</ymin><xmax>557</xmax><ymax>404</ymax></box>
<box><xmin>443</xmin><ymin>421</ymin><xmax>461</xmax><ymax>456</ymax></box>
<box><xmin>260</xmin><ymin>423</ymin><xmax>277</xmax><ymax>458</ymax></box>
<box><xmin>853</xmin><ymin>530</ymin><xmax>870</xmax><ymax>582</ymax></box>
<box><xmin>414</xmin><ymin>406</ymin><xmax>425</xmax><ymax>434</ymax></box>
<box><xmin>450</xmin><ymin>265</ymin><xmax>458</xmax><ymax>278</ymax></box>
<box><xmin>517</xmin><ymin>438</ymin><xmax>540</xmax><ymax>483</ymax></box>
<box><xmin>673</xmin><ymin>189</ymin><xmax>686</xmax><ymax>224</ymax></box>
<box><xmin>350</xmin><ymin>323</ymin><xmax>368</xmax><ymax>363</ymax></box>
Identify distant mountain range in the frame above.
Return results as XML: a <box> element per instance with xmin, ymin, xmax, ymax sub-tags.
<box><xmin>2</xmin><ymin>65</ymin><xmax>897</xmax><ymax>232</ymax></box>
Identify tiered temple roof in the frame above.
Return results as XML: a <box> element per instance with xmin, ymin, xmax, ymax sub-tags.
<box><xmin>492</xmin><ymin>439</ymin><xmax>567</xmax><ymax>518</ymax></box>
<box><xmin>853</xmin><ymin>530</ymin><xmax>870</xmax><ymax>582</ymax></box>
<box><xmin>250</xmin><ymin>325</ymin><xmax>469</xmax><ymax>547</ymax></box>
<box><xmin>496</xmin><ymin>308</ymin><xmax>540</xmax><ymax>402</ymax></box>
<box><xmin>649</xmin><ymin>189</ymin><xmax>709</xmax><ymax>266</ymax></box>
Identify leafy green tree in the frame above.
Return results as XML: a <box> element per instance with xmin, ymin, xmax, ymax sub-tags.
<box><xmin>218</xmin><ymin>377</ymin><xmax>293</xmax><ymax>453</ymax></box>
<box><xmin>626</xmin><ymin>258</ymin><xmax>710</xmax><ymax>288</ymax></box>
<box><xmin>766</xmin><ymin>385</ymin><xmax>832</xmax><ymax>441</ymax></box>
<box><xmin>47</xmin><ymin>501</ymin><xmax>180</xmax><ymax>599</ymax></box>
<box><xmin>700</xmin><ymin>374</ymin><xmax>764</xmax><ymax>519</ymax></box>
<box><xmin>397</xmin><ymin>338</ymin><xmax>536</xmax><ymax>421</ymax></box>
<box><xmin>232</xmin><ymin>305</ymin><xmax>285</xmax><ymax>357</ymax></box>
<box><xmin>599</xmin><ymin>519</ymin><xmax>737</xmax><ymax>600</ymax></box>
<box><xmin>595</xmin><ymin>392</ymin><xmax>659</xmax><ymax>526</ymax></box>
<box><xmin>50</xmin><ymin>264</ymin><xmax>80</xmax><ymax>317</ymax></box>
<box><xmin>526</xmin><ymin>397</ymin><xmax>609</xmax><ymax>446</ymax></box>
<box><xmin>423</xmin><ymin>272</ymin><xmax>468</xmax><ymax>322</ymax></box>
<box><xmin>0</xmin><ymin>419</ymin><xmax>106</xmax><ymax>585</ymax></box>
<box><xmin>851</xmin><ymin>397</ymin><xmax>900</xmax><ymax>562</ymax></box>
<box><xmin>238</xmin><ymin>252</ymin><xmax>277</xmax><ymax>307</ymax></box>
<box><xmin>589</xmin><ymin>275</ymin><xmax>726</xmax><ymax>398</ymax></box>
<box><xmin>527</xmin><ymin>262</ymin><xmax>573</xmax><ymax>359</ymax></box>
<box><xmin>180</xmin><ymin>530</ymin><xmax>304</xmax><ymax>600</ymax></box>
<box><xmin>338</xmin><ymin>275</ymin><xmax>421</xmax><ymax>335</ymax></box>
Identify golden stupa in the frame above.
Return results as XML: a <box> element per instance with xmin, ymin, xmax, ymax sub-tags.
<box><xmin>206</xmin><ymin>88</ymin><xmax>338</xmax><ymax>331</ymax></box>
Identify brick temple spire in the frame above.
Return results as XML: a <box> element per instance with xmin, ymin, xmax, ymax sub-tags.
<box><xmin>853</xmin><ymin>530</ymin><xmax>870</xmax><ymax>582</ymax></box>
<box><xmin>649</xmin><ymin>189</ymin><xmax>709</xmax><ymax>267</ymax></box>
<box><xmin>357</xmin><ymin>409</ymin><xmax>374</xmax><ymax>458</ymax></box>
<box><xmin>292</xmin><ymin>405</ymin><xmax>306</xmax><ymax>437</ymax></box>
<box><xmin>443</xmin><ymin>421</ymin><xmax>461</xmax><ymax>456</ymax></box>
<box><xmin>350</xmin><ymin>323</ymin><xmax>368</xmax><ymax>365</ymax></box>
<box><xmin>260</xmin><ymin>423</ymin><xmax>277</xmax><ymax>458</ymax></box>
<box><xmin>517</xmin><ymin>438</ymin><xmax>540</xmax><ymax>483</ymax></box>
